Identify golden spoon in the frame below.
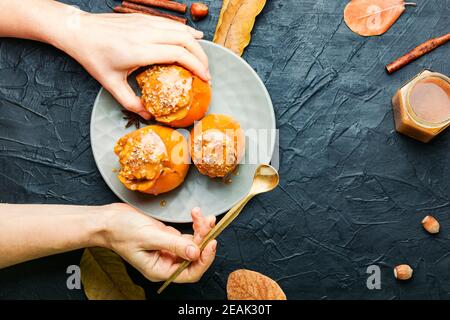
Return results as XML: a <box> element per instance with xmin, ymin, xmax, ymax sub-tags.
<box><xmin>157</xmin><ymin>164</ymin><xmax>280</xmax><ymax>294</ymax></box>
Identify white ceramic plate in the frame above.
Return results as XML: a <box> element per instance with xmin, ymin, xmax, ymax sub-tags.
<box><xmin>90</xmin><ymin>40</ymin><xmax>276</xmax><ymax>223</ymax></box>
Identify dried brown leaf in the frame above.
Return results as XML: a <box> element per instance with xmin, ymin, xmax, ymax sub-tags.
<box><xmin>213</xmin><ymin>0</ymin><xmax>267</xmax><ymax>56</ymax></box>
<box><xmin>80</xmin><ymin>247</ymin><xmax>145</xmax><ymax>300</ymax></box>
<box><xmin>227</xmin><ymin>269</ymin><xmax>287</xmax><ymax>300</ymax></box>
<box><xmin>344</xmin><ymin>0</ymin><xmax>416</xmax><ymax>36</ymax></box>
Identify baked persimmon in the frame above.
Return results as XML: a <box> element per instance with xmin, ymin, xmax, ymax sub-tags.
<box><xmin>136</xmin><ymin>65</ymin><xmax>211</xmax><ymax>128</ymax></box>
<box><xmin>114</xmin><ymin>125</ymin><xmax>189</xmax><ymax>195</ymax></box>
<box><xmin>190</xmin><ymin>114</ymin><xmax>245</xmax><ymax>178</ymax></box>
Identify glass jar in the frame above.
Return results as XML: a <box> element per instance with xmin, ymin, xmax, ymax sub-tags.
<box><xmin>392</xmin><ymin>70</ymin><xmax>450</xmax><ymax>143</ymax></box>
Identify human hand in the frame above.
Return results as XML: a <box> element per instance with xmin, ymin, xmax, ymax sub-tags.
<box><xmin>60</xmin><ymin>12</ymin><xmax>210</xmax><ymax>119</ymax></box>
<box><xmin>100</xmin><ymin>203</ymin><xmax>217</xmax><ymax>283</ymax></box>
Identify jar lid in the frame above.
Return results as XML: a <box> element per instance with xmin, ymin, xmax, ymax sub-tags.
<box><xmin>406</xmin><ymin>72</ymin><xmax>450</xmax><ymax>127</ymax></box>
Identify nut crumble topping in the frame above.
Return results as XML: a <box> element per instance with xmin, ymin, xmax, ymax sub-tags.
<box><xmin>116</xmin><ymin>129</ymin><xmax>168</xmax><ymax>186</ymax></box>
<box><xmin>138</xmin><ymin>65</ymin><xmax>193</xmax><ymax>118</ymax></box>
<box><xmin>193</xmin><ymin>130</ymin><xmax>238</xmax><ymax>177</ymax></box>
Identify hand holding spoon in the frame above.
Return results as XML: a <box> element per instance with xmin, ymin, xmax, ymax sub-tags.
<box><xmin>157</xmin><ymin>164</ymin><xmax>280</xmax><ymax>294</ymax></box>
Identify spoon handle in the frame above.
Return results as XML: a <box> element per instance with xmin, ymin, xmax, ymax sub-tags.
<box><xmin>199</xmin><ymin>194</ymin><xmax>254</xmax><ymax>250</ymax></box>
<box><xmin>157</xmin><ymin>193</ymin><xmax>254</xmax><ymax>294</ymax></box>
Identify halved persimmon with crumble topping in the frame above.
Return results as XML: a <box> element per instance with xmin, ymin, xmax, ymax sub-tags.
<box><xmin>136</xmin><ymin>65</ymin><xmax>211</xmax><ymax>128</ymax></box>
<box><xmin>190</xmin><ymin>114</ymin><xmax>245</xmax><ymax>178</ymax></box>
<box><xmin>114</xmin><ymin>125</ymin><xmax>189</xmax><ymax>195</ymax></box>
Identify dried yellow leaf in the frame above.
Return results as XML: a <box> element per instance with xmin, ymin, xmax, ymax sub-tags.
<box><xmin>213</xmin><ymin>0</ymin><xmax>267</xmax><ymax>56</ymax></box>
<box><xmin>80</xmin><ymin>247</ymin><xmax>145</xmax><ymax>300</ymax></box>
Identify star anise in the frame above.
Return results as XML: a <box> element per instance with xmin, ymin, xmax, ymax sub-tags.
<box><xmin>121</xmin><ymin>109</ymin><xmax>149</xmax><ymax>129</ymax></box>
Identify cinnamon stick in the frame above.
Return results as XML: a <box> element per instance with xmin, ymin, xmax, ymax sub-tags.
<box><xmin>122</xmin><ymin>1</ymin><xmax>186</xmax><ymax>23</ymax></box>
<box><xmin>114</xmin><ymin>5</ymin><xmax>140</xmax><ymax>14</ymax></box>
<box><xmin>386</xmin><ymin>32</ymin><xmax>450</xmax><ymax>74</ymax></box>
<box><xmin>125</xmin><ymin>0</ymin><xmax>187</xmax><ymax>14</ymax></box>
<box><xmin>114</xmin><ymin>3</ymin><xmax>187</xmax><ymax>24</ymax></box>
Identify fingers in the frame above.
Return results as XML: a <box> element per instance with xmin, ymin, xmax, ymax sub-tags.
<box><xmin>138</xmin><ymin>14</ymin><xmax>204</xmax><ymax>38</ymax></box>
<box><xmin>165</xmin><ymin>226</ymin><xmax>182</xmax><ymax>236</ymax></box>
<box><xmin>135</xmin><ymin>211</ymin><xmax>217</xmax><ymax>283</ymax></box>
<box><xmin>140</xmin><ymin>44</ymin><xmax>210</xmax><ymax>81</ymax></box>
<box><xmin>107</xmin><ymin>11</ymin><xmax>203</xmax><ymax>38</ymax></box>
<box><xmin>174</xmin><ymin>239</ymin><xmax>217</xmax><ymax>283</ymax></box>
<box><xmin>146</xmin><ymin>228</ymin><xmax>201</xmax><ymax>261</ymax></box>
<box><xmin>154</xmin><ymin>21</ymin><xmax>203</xmax><ymax>39</ymax></box>
<box><xmin>105</xmin><ymin>78</ymin><xmax>152</xmax><ymax>119</ymax></box>
<box><xmin>145</xmin><ymin>30</ymin><xmax>208</xmax><ymax>69</ymax></box>
<box><xmin>192</xmin><ymin>207</ymin><xmax>216</xmax><ymax>244</ymax></box>
<box><xmin>207</xmin><ymin>216</ymin><xmax>216</xmax><ymax>228</ymax></box>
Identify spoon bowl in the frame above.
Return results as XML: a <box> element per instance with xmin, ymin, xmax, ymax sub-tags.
<box><xmin>250</xmin><ymin>164</ymin><xmax>280</xmax><ymax>195</ymax></box>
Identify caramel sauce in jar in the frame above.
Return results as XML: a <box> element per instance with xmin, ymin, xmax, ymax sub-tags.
<box><xmin>392</xmin><ymin>71</ymin><xmax>450</xmax><ymax>143</ymax></box>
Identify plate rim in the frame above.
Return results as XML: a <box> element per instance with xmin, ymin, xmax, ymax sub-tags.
<box><xmin>90</xmin><ymin>40</ymin><xmax>276</xmax><ymax>223</ymax></box>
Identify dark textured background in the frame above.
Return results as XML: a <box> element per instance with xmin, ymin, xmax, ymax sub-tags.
<box><xmin>0</xmin><ymin>0</ymin><xmax>449</xmax><ymax>300</ymax></box>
